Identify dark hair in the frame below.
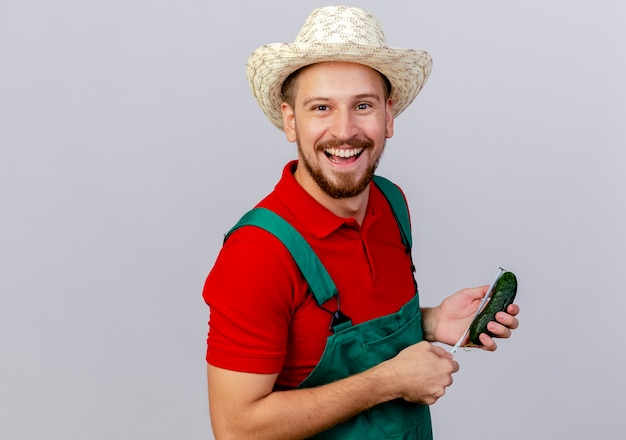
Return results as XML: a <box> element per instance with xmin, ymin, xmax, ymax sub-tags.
<box><xmin>280</xmin><ymin>64</ymin><xmax>392</xmax><ymax>108</ymax></box>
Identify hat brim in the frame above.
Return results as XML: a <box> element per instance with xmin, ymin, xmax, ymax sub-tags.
<box><xmin>246</xmin><ymin>42</ymin><xmax>432</xmax><ymax>130</ymax></box>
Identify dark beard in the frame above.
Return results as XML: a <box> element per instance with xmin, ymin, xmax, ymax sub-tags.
<box><xmin>298</xmin><ymin>137</ymin><xmax>384</xmax><ymax>199</ymax></box>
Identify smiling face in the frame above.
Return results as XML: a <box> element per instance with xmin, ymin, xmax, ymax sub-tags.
<box><xmin>281</xmin><ymin>62</ymin><xmax>394</xmax><ymax>204</ymax></box>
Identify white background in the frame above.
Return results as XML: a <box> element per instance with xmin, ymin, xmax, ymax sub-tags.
<box><xmin>1</xmin><ymin>1</ymin><xmax>624</xmax><ymax>439</ymax></box>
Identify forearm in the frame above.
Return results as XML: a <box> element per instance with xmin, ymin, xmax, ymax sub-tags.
<box><xmin>253</xmin><ymin>369</ymin><xmax>394</xmax><ymax>439</ymax></box>
<box><xmin>208</xmin><ymin>363</ymin><xmax>398</xmax><ymax>440</ymax></box>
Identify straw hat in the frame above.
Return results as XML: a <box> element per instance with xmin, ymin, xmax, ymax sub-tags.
<box><xmin>246</xmin><ymin>6</ymin><xmax>432</xmax><ymax>130</ymax></box>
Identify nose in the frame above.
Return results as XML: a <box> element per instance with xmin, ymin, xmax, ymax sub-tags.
<box><xmin>329</xmin><ymin>109</ymin><xmax>359</xmax><ymax>140</ymax></box>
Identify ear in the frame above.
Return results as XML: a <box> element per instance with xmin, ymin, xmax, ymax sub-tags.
<box><xmin>281</xmin><ymin>103</ymin><xmax>297</xmax><ymax>142</ymax></box>
<box><xmin>385</xmin><ymin>98</ymin><xmax>394</xmax><ymax>139</ymax></box>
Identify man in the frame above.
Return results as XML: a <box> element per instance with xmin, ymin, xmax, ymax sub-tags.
<box><xmin>203</xmin><ymin>6</ymin><xmax>520</xmax><ymax>439</ymax></box>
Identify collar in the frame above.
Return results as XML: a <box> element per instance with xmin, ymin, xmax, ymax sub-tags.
<box><xmin>267</xmin><ymin>161</ymin><xmax>387</xmax><ymax>239</ymax></box>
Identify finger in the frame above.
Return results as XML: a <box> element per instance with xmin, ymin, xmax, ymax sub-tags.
<box><xmin>478</xmin><ymin>333</ymin><xmax>497</xmax><ymax>351</ymax></box>
<box><xmin>487</xmin><ymin>320</ymin><xmax>512</xmax><ymax>339</ymax></box>
<box><xmin>506</xmin><ymin>303</ymin><xmax>521</xmax><ymax>316</ymax></box>
<box><xmin>495</xmin><ymin>311</ymin><xmax>520</xmax><ymax>330</ymax></box>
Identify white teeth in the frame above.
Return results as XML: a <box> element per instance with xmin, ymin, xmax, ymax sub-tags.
<box><xmin>324</xmin><ymin>147</ymin><xmax>363</xmax><ymax>158</ymax></box>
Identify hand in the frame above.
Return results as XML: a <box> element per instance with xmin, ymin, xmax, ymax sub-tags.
<box><xmin>473</xmin><ymin>303</ymin><xmax>520</xmax><ymax>351</ymax></box>
<box><xmin>385</xmin><ymin>341</ymin><xmax>460</xmax><ymax>405</ymax></box>
<box><xmin>428</xmin><ymin>286</ymin><xmax>520</xmax><ymax>350</ymax></box>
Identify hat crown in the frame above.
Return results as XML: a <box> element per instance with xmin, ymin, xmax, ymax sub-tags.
<box><xmin>246</xmin><ymin>6</ymin><xmax>431</xmax><ymax>130</ymax></box>
<box><xmin>295</xmin><ymin>6</ymin><xmax>387</xmax><ymax>46</ymax></box>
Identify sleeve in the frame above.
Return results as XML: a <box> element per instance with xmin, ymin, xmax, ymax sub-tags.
<box><xmin>202</xmin><ymin>227</ymin><xmax>302</xmax><ymax>374</ymax></box>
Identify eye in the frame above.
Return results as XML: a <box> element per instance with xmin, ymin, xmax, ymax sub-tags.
<box><xmin>357</xmin><ymin>103</ymin><xmax>371</xmax><ymax>110</ymax></box>
<box><xmin>315</xmin><ymin>105</ymin><xmax>328</xmax><ymax>111</ymax></box>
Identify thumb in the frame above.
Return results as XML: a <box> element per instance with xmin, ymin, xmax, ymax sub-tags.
<box><xmin>468</xmin><ymin>285</ymin><xmax>490</xmax><ymax>301</ymax></box>
<box><xmin>431</xmin><ymin>343</ymin><xmax>454</xmax><ymax>360</ymax></box>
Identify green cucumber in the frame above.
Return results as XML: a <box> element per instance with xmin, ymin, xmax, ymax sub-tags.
<box><xmin>468</xmin><ymin>271</ymin><xmax>517</xmax><ymax>345</ymax></box>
